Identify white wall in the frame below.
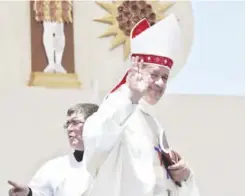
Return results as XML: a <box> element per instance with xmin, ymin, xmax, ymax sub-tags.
<box><xmin>156</xmin><ymin>95</ymin><xmax>244</xmax><ymax>196</ymax></box>
<box><xmin>0</xmin><ymin>1</ymin><xmax>244</xmax><ymax>196</ymax></box>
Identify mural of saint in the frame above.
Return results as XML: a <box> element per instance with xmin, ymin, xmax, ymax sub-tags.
<box><xmin>33</xmin><ymin>0</ymin><xmax>73</xmax><ymax>73</ymax></box>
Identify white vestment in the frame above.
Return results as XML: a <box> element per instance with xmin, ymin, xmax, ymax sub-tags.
<box><xmin>29</xmin><ymin>153</ymin><xmax>92</xmax><ymax>196</ymax></box>
<box><xmin>83</xmin><ymin>85</ymin><xmax>200</xmax><ymax>196</ymax></box>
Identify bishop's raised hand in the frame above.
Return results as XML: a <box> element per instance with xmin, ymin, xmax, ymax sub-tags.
<box><xmin>126</xmin><ymin>56</ymin><xmax>151</xmax><ymax>103</ymax></box>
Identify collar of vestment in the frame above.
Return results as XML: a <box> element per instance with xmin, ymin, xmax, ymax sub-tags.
<box><xmin>73</xmin><ymin>150</ymin><xmax>83</xmax><ymax>162</ymax></box>
<box><xmin>138</xmin><ymin>98</ymin><xmax>155</xmax><ymax>116</ymax></box>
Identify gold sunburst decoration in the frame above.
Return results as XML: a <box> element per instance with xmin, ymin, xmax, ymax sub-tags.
<box><xmin>94</xmin><ymin>0</ymin><xmax>175</xmax><ymax>60</ymax></box>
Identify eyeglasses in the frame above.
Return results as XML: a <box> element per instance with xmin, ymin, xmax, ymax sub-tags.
<box><xmin>63</xmin><ymin>120</ymin><xmax>84</xmax><ymax>129</ymax></box>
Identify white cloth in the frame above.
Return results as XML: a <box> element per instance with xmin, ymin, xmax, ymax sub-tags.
<box><xmin>28</xmin><ymin>153</ymin><xmax>92</xmax><ymax>196</ymax></box>
<box><xmin>83</xmin><ymin>84</ymin><xmax>200</xmax><ymax>196</ymax></box>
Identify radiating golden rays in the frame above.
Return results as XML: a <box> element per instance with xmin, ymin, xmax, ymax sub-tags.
<box><xmin>94</xmin><ymin>0</ymin><xmax>175</xmax><ymax>60</ymax></box>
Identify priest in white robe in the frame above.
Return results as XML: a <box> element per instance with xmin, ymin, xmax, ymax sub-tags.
<box><xmin>83</xmin><ymin>14</ymin><xmax>200</xmax><ymax>196</ymax></box>
<box><xmin>8</xmin><ymin>103</ymin><xmax>99</xmax><ymax>196</ymax></box>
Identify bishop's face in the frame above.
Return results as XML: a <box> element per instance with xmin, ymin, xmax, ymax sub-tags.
<box><xmin>142</xmin><ymin>64</ymin><xmax>170</xmax><ymax>105</ymax></box>
<box><xmin>64</xmin><ymin>112</ymin><xmax>85</xmax><ymax>151</ymax></box>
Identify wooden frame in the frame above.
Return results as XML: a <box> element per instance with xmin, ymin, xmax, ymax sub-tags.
<box><xmin>28</xmin><ymin>1</ymin><xmax>81</xmax><ymax>88</ymax></box>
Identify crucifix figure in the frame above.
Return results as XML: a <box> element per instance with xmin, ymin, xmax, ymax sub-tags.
<box><xmin>33</xmin><ymin>0</ymin><xmax>73</xmax><ymax>73</ymax></box>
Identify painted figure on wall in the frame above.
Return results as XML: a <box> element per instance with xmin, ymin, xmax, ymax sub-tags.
<box><xmin>33</xmin><ymin>0</ymin><xmax>73</xmax><ymax>73</ymax></box>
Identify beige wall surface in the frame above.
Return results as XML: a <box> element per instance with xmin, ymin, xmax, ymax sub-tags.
<box><xmin>0</xmin><ymin>1</ymin><xmax>244</xmax><ymax>196</ymax></box>
<box><xmin>156</xmin><ymin>95</ymin><xmax>245</xmax><ymax>196</ymax></box>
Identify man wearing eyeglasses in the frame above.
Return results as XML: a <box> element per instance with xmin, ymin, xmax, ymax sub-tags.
<box><xmin>8</xmin><ymin>103</ymin><xmax>99</xmax><ymax>196</ymax></box>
